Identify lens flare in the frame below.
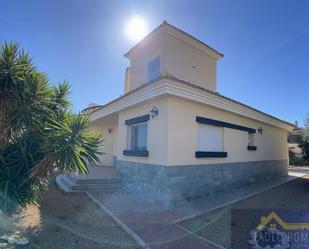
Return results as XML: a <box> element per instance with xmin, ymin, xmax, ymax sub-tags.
<box><xmin>125</xmin><ymin>16</ymin><xmax>148</xmax><ymax>42</ymax></box>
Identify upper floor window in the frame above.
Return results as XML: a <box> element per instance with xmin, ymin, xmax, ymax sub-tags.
<box><xmin>147</xmin><ymin>57</ymin><xmax>160</xmax><ymax>82</ymax></box>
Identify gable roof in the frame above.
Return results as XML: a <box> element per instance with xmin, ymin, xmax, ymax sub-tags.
<box><xmin>83</xmin><ymin>73</ymin><xmax>294</xmax><ymax>129</ymax></box>
<box><xmin>124</xmin><ymin>20</ymin><xmax>224</xmax><ymax>59</ymax></box>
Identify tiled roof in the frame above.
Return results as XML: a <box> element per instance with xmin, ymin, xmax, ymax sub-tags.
<box><xmin>83</xmin><ymin>74</ymin><xmax>294</xmax><ymax>128</ymax></box>
<box><xmin>82</xmin><ymin>80</ymin><xmax>156</xmax><ymax>113</ymax></box>
<box><xmin>124</xmin><ymin>20</ymin><xmax>224</xmax><ymax>58</ymax></box>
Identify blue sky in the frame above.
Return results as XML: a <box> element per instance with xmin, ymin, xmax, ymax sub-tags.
<box><xmin>1</xmin><ymin>0</ymin><xmax>309</xmax><ymax>126</ymax></box>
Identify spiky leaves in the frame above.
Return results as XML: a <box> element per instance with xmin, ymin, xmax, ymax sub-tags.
<box><xmin>31</xmin><ymin>114</ymin><xmax>102</xmax><ymax>177</ymax></box>
<box><xmin>0</xmin><ymin>42</ymin><xmax>102</xmax><ymax>212</ymax></box>
<box><xmin>0</xmin><ymin>43</ymin><xmax>33</xmax><ymax>146</ymax></box>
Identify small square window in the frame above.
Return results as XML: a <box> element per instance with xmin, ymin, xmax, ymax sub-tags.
<box><xmin>248</xmin><ymin>133</ymin><xmax>254</xmax><ymax>146</ymax></box>
<box><xmin>128</xmin><ymin>123</ymin><xmax>148</xmax><ymax>151</ymax></box>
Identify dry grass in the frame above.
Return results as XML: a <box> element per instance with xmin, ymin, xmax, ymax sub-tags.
<box><xmin>0</xmin><ymin>181</ymin><xmax>140</xmax><ymax>249</ymax></box>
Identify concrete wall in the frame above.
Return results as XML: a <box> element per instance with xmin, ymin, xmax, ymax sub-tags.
<box><xmin>166</xmin><ymin>96</ymin><xmax>289</xmax><ymax>166</ymax></box>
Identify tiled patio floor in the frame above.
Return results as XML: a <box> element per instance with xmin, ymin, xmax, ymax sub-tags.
<box><xmin>88</xmin><ymin>168</ymin><xmax>309</xmax><ymax>249</ymax></box>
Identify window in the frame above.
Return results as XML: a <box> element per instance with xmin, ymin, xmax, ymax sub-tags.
<box><xmin>124</xmin><ymin>114</ymin><xmax>149</xmax><ymax>157</ymax></box>
<box><xmin>147</xmin><ymin>57</ymin><xmax>160</xmax><ymax>82</ymax></box>
<box><xmin>128</xmin><ymin>123</ymin><xmax>148</xmax><ymax>151</ymax></box>
<box><xmin>248</xmin><ymin>133</ymin><xmax>254</xmax><ymax>146</ymax></box>
<box><xmin>198</xmin><ymin>124</ymin><xmax>223</xmax><ymax>151</ymax></box>
<box><xmin>247</xmin><ymin>133</ymin><xmax>257</xmax><ymax>151</ymax></box>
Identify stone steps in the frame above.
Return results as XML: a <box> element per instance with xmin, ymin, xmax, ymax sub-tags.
<box><xmin>66</xmin><ymin>175</ymin><xmax>121</xmax><ymax>184</ymax></box>
<box><xmin>56</xmin><ymin>175</ymin><xmax>122</xmax><ymax>193</ymax></box>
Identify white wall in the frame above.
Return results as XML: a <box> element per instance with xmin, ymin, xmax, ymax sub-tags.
<box><xmin>113</xmin><ymin>95</ymin><xmax>288</xmax><ymax>167</ymax></box>
<box><xmin>166</xmin><ymin>96</ymin><xmax>289</xmax><ymax>166</ymax></box>
<box><xmin>115</xmin><ymin>96</ymin><xmax>169</xmax><ymax>165</ymax></box>
<box><xmin>126</xmin><ymin>32</ymin><xmax>165</xmax><ymax>92</ymax></box>
<box><xmin>90</xmin><ymin>124</ymin><xmax>116</xmax><ymax>166</ymax></box>
<box><xmin>125</xmin><ymin>31</ymin><xmax>220</xmax><ymax>93</ymax></box>
<box><xmin>163</xmin><ymin>34</ymin><xmax>217</xmax><ymax>92</ymax></box>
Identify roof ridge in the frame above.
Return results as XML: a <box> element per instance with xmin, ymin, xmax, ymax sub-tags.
<box><xmin>162</xmin><ymin>21</ymin><xmax>224</xmax><ymax>57</ymax></box>
<box><xmin>124</xmin><ymin>20</ymin><xmax>223</xmax><ymax>58</ymax></box>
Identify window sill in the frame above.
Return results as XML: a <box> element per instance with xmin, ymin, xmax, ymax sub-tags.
<box><xmin>123</xmin><ymin>150</ymin><xmax>149</xmax><ymax>157</ymax></box>
<box><xmin>247</xmin><ymin>145</ymin><xmax>257</xmax><ymax>151</ymax></box>
<box><xmin>195</xmin><ymin>151</ymin><xmax>228</xmax><ymax>158</ymax></box>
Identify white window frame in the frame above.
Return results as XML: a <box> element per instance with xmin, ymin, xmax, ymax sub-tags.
<box><xmin>127</xmin><ymin>122</ymin><xmax>148</xmax><ymax>151</ymax></box>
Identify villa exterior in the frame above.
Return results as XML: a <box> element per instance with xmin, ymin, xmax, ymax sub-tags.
<box><xmin>57</xmin><ymin>21</ymin><xmax>294</xmax><ymax>204</ymax></box>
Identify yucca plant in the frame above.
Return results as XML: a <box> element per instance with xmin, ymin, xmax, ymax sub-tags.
<box><xmin>0</xmin><ymin>42</ymin><xmax>102</xmax><ymax>212</ymax></box>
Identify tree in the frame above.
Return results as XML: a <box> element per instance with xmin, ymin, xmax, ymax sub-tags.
<box><xmin>0</xmin><ymin>42</ymin><xmax>102</xmax><ymax>212</ymax></box>
<box><xmin>300</xmin><ymin>115</ymin><xmax>309</xmax><ymax>163</ymax></box>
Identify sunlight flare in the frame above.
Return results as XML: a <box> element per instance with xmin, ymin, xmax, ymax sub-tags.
<box><xmin>125</xmin><ymin>16</ymin><xmax>148</xmax><ymax>42</ymax></box>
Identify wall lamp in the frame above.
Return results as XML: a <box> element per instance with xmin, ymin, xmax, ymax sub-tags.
<box><xmin>150</xmin><ymin>106</ymin><xmax>159</xmax><ymax>118</ymax></box>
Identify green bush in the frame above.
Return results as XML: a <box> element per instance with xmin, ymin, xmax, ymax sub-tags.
<box><xmin>0</xmin><ymin>42</ymin><xmax>102</xmax><ymax>212</ymax></box>
<box><xmin>298</xmin><ymin>116</ymin><xmax>309</xmax><ymax>165</ymax></box>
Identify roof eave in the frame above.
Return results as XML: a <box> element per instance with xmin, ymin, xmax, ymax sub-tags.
<box><xmin>87</xmin><ymin>76</ymin><xmax>294</xmax><ymax>131</ymax></box>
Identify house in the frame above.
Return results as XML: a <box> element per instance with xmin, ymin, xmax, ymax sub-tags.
<box><xmin>56</xmin><ymin>21</ymin><xmax>294</xmax><ymax>204</ymax></box>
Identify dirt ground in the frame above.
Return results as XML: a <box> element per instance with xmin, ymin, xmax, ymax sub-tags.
<box><xmin>0</xmin><ymin>182</ymin><xmax>140</xmax><ymax>249</ymax></box>
<box><xmin>179</xmin><ymin>175</ymin><xmax>309</xmax><ymax>249</ymax></box>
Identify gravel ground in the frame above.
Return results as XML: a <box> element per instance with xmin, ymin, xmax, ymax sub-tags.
<box><xmin>179</xmin><ymin>174</ymin><xmax>309</xmax><ymax>249</ymax></box>
<box><xmin>0</xmin><ymin>182</ymin><xmax>140</xmax><ymax>249</ymax></box>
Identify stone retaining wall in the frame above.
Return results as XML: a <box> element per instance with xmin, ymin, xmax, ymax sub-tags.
<box><xmin>116</xmin><ymin>160</ymin><xmax>288</xmax><ymax>205</ymax></box>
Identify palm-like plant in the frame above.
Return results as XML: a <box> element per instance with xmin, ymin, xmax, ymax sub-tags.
<box><xmin>0</xmin><ymin>42</ymin><xmax>102</xmax><ymax>212</ymax></box>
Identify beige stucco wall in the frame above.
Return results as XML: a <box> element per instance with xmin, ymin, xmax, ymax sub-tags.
<box><xmin>115</xmin><ymin>96</ymin><xmax>169</xmax><ymax>165</ymax></box>
<box><xmin>125</xmin><ymin>33</ymin><xmax>218</xmax><ymax>93</ymax></box>
<box><xmin>112</xmin><ymin>95</ymin><xmax>288</xmax><ymax>166</ymax></box>
<box><xmin>163</xmin><ymin>35</ymin><xmax>217</xmax><ymax>92</ymax></box>
<box><xmin>126</xmin><ymin>33</ymin><xmax>165</xmax><ymax>92</ymax></box>
<box><xmin>166</xmin><ymin>96</ymin><xmax>289</xmax><ymax>166</ymax></box>
<box><xmin>90</xmin><ymin>123</ymin><xmax>117</xmax><ymax>167</ymax></box>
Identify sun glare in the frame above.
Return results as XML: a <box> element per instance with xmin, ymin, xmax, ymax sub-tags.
<box><xmin>126</xmin><ymin>16</ymin><xmax>148</xmax><ymax>42</ymax></box>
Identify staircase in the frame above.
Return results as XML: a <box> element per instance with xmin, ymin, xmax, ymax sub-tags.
<box><xmin>56</xmin><ymin>166</ymin><xmax>122</xmax><ymax>193</ymax></box>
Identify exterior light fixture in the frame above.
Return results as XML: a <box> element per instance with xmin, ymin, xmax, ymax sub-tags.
<box><xmin>258</xmin><ymin>127</ymin><xmax>263</xmax><ymax>134</ymax></box>
<box><xmin>150</xmin><ymin>106</ymin><xmax>159</xmax><ymax>118</ymax></box>
<box><xmin>108</xmin><ymin>129</ymin><xmax>112</xmax><ymax>133</ymax></box>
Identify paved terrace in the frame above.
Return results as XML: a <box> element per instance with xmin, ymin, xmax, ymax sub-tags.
<box><xmin>87</xmin><ymin>168</ymin><xmax>309</xmax><ymax>249</ymax></box>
